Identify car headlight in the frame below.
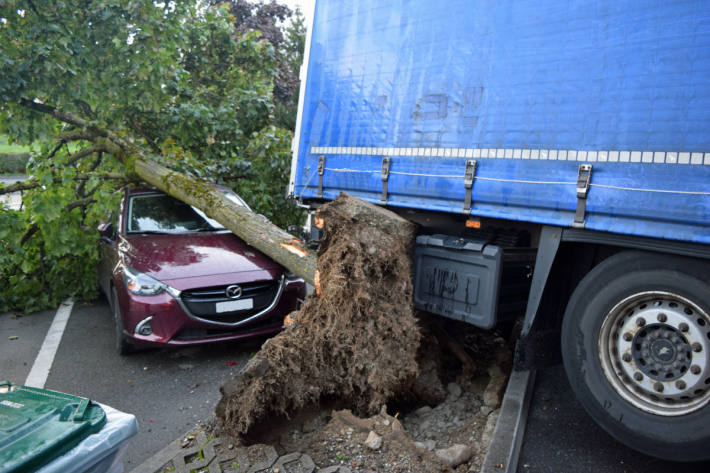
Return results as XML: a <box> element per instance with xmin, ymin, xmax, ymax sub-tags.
<box><xmin>122</xmin><ymin>267</ymin><xmax>180</xmax><ymax>297</ymax></box>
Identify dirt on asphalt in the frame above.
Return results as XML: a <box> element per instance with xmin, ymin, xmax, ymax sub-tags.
<box><xmin>207</xmin><ymin>322</ymin><xmax>513</xmax><ymax>472</ymax></box>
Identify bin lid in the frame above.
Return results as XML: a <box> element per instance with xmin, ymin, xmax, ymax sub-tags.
<box><xmin>0</xmin><ymin>382</ymin><xmax>106</xmax><ymax>473</ymax></box>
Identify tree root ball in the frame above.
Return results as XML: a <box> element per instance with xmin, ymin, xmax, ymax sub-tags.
<box><xmin>216</xmin><ymin>193</ymin><xmax>422</xmax><ymax>439</ymax></box>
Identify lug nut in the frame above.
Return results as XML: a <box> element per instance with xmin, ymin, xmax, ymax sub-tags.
<box><xmin>623</xmin><ymin>332</ymin><xmax>633</xmax><ymax>341</ymax></box>
<box><xmin>691</xmin><ymin>365</ymin><xmax>701</xmax><ymax>375</ymax></box>
<box><xmin>658</xmin><ymin>313</ymin><xmax>667</xmax><ymax>323</ymax></box>
<box><xmin>636</xmin><ymin>318</ymin><xmax>646</xmax><ymax>327</ymax></box>
<box><xmin>654</xmin><ymin>382</ymin><xmax>664</xmax><ymax>392</ymax></box>
<box><xmin>679</xmin><ymin>323</ymin><xmax>689</xmax><ymax>332</ymax></box>
<box><xmin>622</xmin><ymin>353</ymin><xmax>632</xmax><ymax>362</ymax></box>
<box><xmin>634</xmin><ymin>372</ymin><xmax>644</xmax><ymax>381</ymax></box>
<box><xmin>692</xmin><ymin>342</ymin><xmax>702</xmax><ymax>353</ymax></box>
<box><xmin>676</xmin><ymin>380</ymin><xmax>687</xmax><ymax>390</ymax></box>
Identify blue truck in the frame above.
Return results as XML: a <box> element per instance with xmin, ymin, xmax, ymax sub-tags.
<box><xmin>289</xmin><ymin>0</ymin><xmax>710</xmax><ymax>462</ymax></box>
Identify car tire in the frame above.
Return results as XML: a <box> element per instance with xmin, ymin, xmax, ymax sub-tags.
<box><xmin>111</xmin><ymin>287</ymin><xmax>134</xmax><ymax>356</ymax></box>
<box><xmin>561</xmin><ymin>251</ymin><xmax>710</xmax><ymax>462</ymax></box>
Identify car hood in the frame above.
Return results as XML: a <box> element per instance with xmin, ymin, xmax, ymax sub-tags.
<box><xmin>119</xmin><ymin>232</ymin><xmax>282</xmax><ymax>282</ymax></box>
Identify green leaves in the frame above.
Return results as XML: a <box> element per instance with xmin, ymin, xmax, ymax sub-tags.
<box><xmin>0</xmin><ymin>0</ymin><xmax>306</xmax><ymax>313</ymax></box>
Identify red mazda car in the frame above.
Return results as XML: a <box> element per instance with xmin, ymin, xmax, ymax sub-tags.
<box><xmin>97</xmin><ymin>187</ymin><xmax>305</xmax><ymax>354</ymax></box>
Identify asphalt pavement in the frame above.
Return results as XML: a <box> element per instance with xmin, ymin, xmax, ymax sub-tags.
<box><xmin>518</xmin><ymin>364</ymin><xmax>710</xmax><ymax>473</ymax></box>
<box><xmin>0</xmin><ymin>298</ymin><xmax>266</xmax><ymax>470</ymax></box>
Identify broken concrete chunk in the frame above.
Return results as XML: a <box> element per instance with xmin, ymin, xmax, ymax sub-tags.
<box><xmin>434</xmin><ymin>444</ymin><xmax>472</xmax><ymax>467</ymax></box>
<box><xmin>413</xmin><ymin>405</ymin><xmax>432</xmax><ymax>416</ymax></box>
<box><xmin>483</xmin><ymin>375</ymin><xmax>508</xmax><ymax>407</ymax></box>
<box><xmin>414</xmin><ymin>440</ymin><xmax>437</xmax><ymax>451</ymax></box>
<box><xmin>446</xmin><ymin>382</ymin><xmax>462</xmax><ymax>401</ymax></box>
<box><xmin>364</xmin><ymin>431</ymin><xmax>383</xmax><ymax>450</ymax></box>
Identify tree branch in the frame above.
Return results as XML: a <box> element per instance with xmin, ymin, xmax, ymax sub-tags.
<box><xmin>20</xmin><ymin>225</ymin><xmax>39</xmax><ymax>246</ymax></box>
<box><xmin>19</xmin><ymin>197</ymin><xmax>97</xmax><ymax>246</ymax></box>
<box><xmin>127</xmin><ymin>116</ymin><xmax>162</xmax><ymax>154</ymax></box>
<box><xmin>66</xmin><ymin>145</ymin><xmax>106</xmax><ymax>166</ymax></box>
<box><xmin>65</xmin><ymin>197</ymin><xmax>96</xmax><ymax>211</ymax></box>
<box><xmin>0</xmin><ymin>172</ymin><xmax>129</xmax><ymax>195</ymax></box>
<box><xmin>55</xmin><ymin>130</ymin><xmax>95</xmax><ymax>142</ymax></box>
<box><xmin>18</xmin><ymin>98</ymin><xmax>136</xmax><ymax>156</ymax></box>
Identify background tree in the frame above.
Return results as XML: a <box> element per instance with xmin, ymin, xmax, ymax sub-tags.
<box><xmin>0</xmin><ymin>0</ymin><xmax>310</xmax><ymax>313</ymax></box>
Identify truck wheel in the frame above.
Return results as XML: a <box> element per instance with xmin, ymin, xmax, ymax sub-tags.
<box><xmin>561</xmin><ymin>251</ymin><xmax>710</xmax><ymax>461</ymax></box>
<box><xmin>111</xmin><ymin>287</ymin><xmax>134</xmax><ymax>356</ymax></box>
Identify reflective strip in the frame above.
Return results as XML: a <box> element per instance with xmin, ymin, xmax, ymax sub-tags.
<box><xmin>309</xmin><ymin>147</ymin><xmax>710</xmax><ymax>165</ymax></box>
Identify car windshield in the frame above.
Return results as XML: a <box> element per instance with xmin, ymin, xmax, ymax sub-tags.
<box><xmin>127</xmin><ymin>193</ymin><xmax>245</xmax><ymax>234</ymax></box>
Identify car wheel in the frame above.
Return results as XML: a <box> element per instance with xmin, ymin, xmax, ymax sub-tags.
<box><xmin>561</xmin><ymin>251</ymin><xmax>710</xmax><ymax>462</ymax></box>
<box><xmin>111</xmin><ymin>287</ymin><xmax>134</xmax><ymax>356</ymax></box>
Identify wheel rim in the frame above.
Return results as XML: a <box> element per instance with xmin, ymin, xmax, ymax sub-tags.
<box><xmin>599</xmin><ymin>291</ymin><xmax>710</xmax><ymax>416</ymax></box>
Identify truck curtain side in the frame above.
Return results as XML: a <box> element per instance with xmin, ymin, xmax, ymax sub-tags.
<box><xmin>290</xmin><ymin>0</ymin><xmax>710</xmax><ymax>463</ymax></box>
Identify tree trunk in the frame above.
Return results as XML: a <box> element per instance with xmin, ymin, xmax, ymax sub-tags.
<box><xmin>131</xmin><ymin>158</ymin><xmax>317</xmax><ymax>285</ymax></box>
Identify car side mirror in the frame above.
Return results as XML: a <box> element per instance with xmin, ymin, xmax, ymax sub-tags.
<box><xmin>98</xmin><ymin>222</ymin><xmax>114</xmax><ymax>242</ymax></box>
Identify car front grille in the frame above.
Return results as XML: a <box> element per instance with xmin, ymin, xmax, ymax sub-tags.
<box><xmin>174</xmin><ymin>318</ymin><xmax>282</xmax><ymax>340</ymax></box>
<box><xmin>180</xmin><ymin>280</ymin><xmax>280</xmax><ymax>324</ymax></box>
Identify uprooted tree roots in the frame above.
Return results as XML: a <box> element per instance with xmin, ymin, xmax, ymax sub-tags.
<box><xmin>216</xmin><ymin>193</ymin><xmax>423</xmax><ymax>439</ymax></box>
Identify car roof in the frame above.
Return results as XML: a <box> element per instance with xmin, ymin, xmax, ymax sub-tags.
<box><xmin>127</xmin><ymin>184</ymin><xmax>233</xmax><ymax>196</ymax></box>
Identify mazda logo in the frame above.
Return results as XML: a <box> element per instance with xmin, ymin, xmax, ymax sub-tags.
<box><xmin>225</xmin><ymin>285</ymin><xmax>242</xmax><ymax>299</ymax></box>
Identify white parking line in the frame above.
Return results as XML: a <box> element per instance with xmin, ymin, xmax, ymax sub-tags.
<box><xmin>24</xmin><ymin>299</ymin><xmax>74</xmax><ymax>388</ymax></box>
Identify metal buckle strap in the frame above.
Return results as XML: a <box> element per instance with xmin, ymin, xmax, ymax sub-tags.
<box><xmin>380</xmin><ymin>157</ymin><xmax>391</xmax><ymax>204</ymax></box>
<box><xmin>573</xmin><ymin>164</ymin><xmax>592</xmax><ymax>228</ymax></box>
<box><xmin>316</xmin><ymin>155</ymin><xmax>325</xmax><ymax>198</ymax></box>
<box><xmin>462</xmin><ymin>159</ymin><xmax>477</xmax><ymax>214</ymax></box>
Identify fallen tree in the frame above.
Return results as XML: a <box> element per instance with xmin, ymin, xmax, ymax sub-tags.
<box><xmin>10</xmin><ymin>98</ymin><xmax>318</xmax><ymax>286</ymax></box>
<box><xmin>0</xmin><ymin>2</ymin><xmax>452</xmax><ymax>442</ymax></box>
<box><xmin>0</xmin><ymin>1</ymin><xmax>311</xmax><ymax>310</ymax></box>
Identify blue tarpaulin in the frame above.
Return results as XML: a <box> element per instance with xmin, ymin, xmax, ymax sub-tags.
<box><xmin>291</xmin><ymin>0</ymin><xmax>710</xmax><ymax>243</ymax></box>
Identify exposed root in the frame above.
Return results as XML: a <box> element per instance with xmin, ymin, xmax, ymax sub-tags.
<box><xmin>216</xmin><ymin>194</ymin><xmax>422</xmax><ymax>439</ymax></box>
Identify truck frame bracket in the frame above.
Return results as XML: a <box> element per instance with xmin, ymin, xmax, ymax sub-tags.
<box><xmin>463</xmin><ymin>159</ymin><xmax>477</xmax><ymax>214</ymax></box>
<box><xmin>573</xmin><ymin>164</ymin><xmax>592</xmax><ymax>228</ymax></box>
<box><xmin>317</xmin><ymin>155</ymin><xmax>325</xmax><ymax>198</ymax></box>
<box><xmin>380</xmin><ymin>156</ymin><xmax>391</xmax><ymax>204</ymax></box>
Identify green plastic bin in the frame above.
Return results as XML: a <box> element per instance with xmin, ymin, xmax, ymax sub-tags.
<box><xmin>0</xmin><ymin>382</ymin><xmax>107</xmax><ymax>473</ymax></box>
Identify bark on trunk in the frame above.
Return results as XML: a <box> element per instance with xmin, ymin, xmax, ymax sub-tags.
<box><xmin>131</xmin><ymin>158</ymin><xmax>317</xmax><ymax>285</ymax></box>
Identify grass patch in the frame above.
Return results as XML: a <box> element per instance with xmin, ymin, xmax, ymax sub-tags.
<box><xmin>0</xmin><ymin>135</ymin><xmax>33</xmax><ymax>154</ymax></box>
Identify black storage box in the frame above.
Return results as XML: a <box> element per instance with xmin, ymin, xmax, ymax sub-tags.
<box><xmin>413</xmin><ymin>234</ymin><xmax>535</xmax><ymax>329</ymax></box>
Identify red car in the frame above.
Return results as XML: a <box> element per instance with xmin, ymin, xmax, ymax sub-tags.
<box><xmin>97</xmin><ymin>187</ymin><xmax>305</xmax><ymax>354</ymax></box>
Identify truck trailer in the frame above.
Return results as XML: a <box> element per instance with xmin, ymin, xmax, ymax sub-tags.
<box><xmin>289</xmin><ymin>0</ymin><xmax>710</xmax><ymax>462</ymax></box>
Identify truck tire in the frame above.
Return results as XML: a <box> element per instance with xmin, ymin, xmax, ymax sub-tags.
<box><xmin>561</xmin><ymin>251</ymin><xmax>710</xmax><ymax>462</ymax></box>
<box><xmin>111</xmin><ymin>287</ymin><xmax>133</xmax><ymax>356</ymax></box>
